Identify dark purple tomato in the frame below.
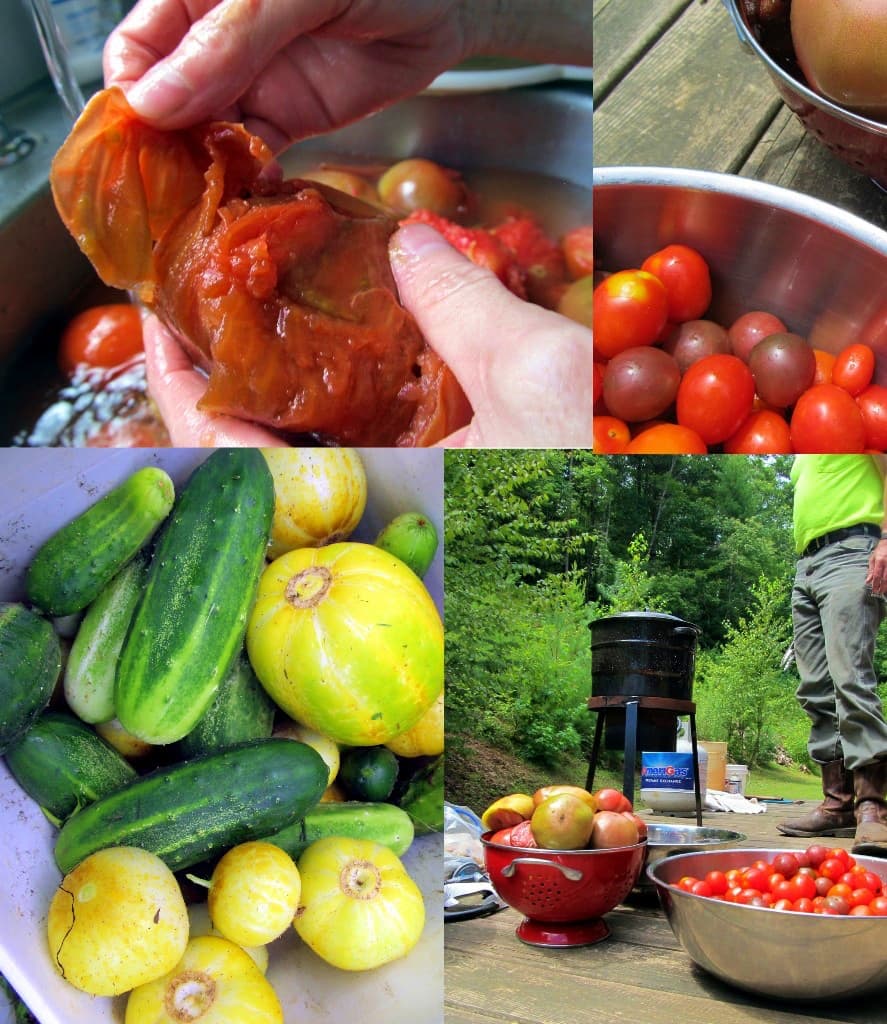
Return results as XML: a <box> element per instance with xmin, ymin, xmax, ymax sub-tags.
<box><xmin>602</xmin><ymin>346</ymin><xmax>681</xmax><ymax>423</ymax></box>
<box><xmin>748</xmin><ymin>332</ymin><xmax>816</xmax><ymax>408</ymax></box>
<box><xmin>662</xmin><ymin>319</ymin><xmax>731</xmax><ymax>374</ymax></box>
<box><xmin>728</xmin><ymin>310</ymin><xmax>788</xmax><ymax>363</ymax></box>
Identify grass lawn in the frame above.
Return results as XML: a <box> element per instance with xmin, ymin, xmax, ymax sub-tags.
<box><xmin>743</xmin><ymin>762</ymin><xmax>823</xmax><ymax>801</ymax></box>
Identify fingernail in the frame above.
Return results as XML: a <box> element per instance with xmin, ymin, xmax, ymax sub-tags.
<box><xmin>389</xmin><ymin>223</ymin><xmax>451</xmax><ymax>267</ymax></box>
<box><xmin>127</xmin><ymin>64</ymin><xmax>193</xmax><ymax>121</ymax></box>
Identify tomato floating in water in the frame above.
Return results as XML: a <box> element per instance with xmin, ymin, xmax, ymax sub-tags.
<box><xmin>59</xmin><ymin>304</ymin><xmax>143</xmax><ymax>374</ymax></box>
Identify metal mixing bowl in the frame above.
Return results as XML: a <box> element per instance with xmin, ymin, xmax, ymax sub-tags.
<box><xmin>594</xmin><ymin>166</ymin><xmax>887</xmax><ymax>382</ymax></box>
<box><xmin>640</xmin><ymin>824</ymin><xmax>746</xmax><ymax>891</ymax></box>
<box><xmin>649</xmin><ymin>847</ymin><xmax>887</xmax><ymax>1001</ymax></box>
<box><xmin>721</xmin><ymin>0</ymin><xmax>887</xmax><ymax>186</ymax></box>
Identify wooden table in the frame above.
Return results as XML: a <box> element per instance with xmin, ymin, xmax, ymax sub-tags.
<box><xmin>444</xmin><ymin>800</ymin><xmax>883</xmax><ymax>1023</ymax></box>
<box><xmin>593</xmin><ymin>0</ymin><xmax>887</xmax><ymax>230</ymax></box>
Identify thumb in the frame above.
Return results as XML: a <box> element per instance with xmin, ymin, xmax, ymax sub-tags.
<box><xmin>389</xmin><ymin>223</ymin><xmax>592</xmax><ymax>447</ymax></box>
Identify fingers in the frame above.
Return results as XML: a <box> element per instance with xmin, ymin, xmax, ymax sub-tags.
<box><xmin>389</xmin><ymin>223</ymin><xmax>592</xmax><ymax>447</ymax></box>
<box><xmin>867</xmin><ymin>539</ymin><xmax>887</xmax><ymax>595</ymax></box>
<box><xmin>108</xmin><ymin>0</ymin><xmax>340</xmax><ymax>127</ymax></box>
<box><xmin>142</xmin><ymin>315</ymin><xmax>287</xmax><ymax>447</ymax></box>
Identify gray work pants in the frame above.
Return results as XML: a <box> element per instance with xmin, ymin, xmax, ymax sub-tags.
<box><xmin>792</xmin><ymin>533</ymin><xmax>887</xmax><ymax>771</ymax></box>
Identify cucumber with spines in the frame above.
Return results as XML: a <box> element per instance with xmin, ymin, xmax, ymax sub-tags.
<box><xmin>262</xmin><ymin>800</ymin><xmax>415</xmax><ymax>859</ymax></box>
<box><xmin>0</xmin><ymin>602</ymin><xmax>62</xmax><ymax>753</ymax></box>
<box><xmin>25</xmin><ymin>466</ymin><xmax>174</xmax><ymax>616</ymax></box>
<box><xmin>115</xmin><ymin>450</ymin><xmax>275</xmax><ymax>745</ymax></box>
<box><xmin>54</xmin><ymin>738</ymin><xmax>328</xmax><ymax>874</ymax></box>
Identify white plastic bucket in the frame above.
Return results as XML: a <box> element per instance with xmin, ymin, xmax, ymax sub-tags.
<box><xmin>725</xmin><ymin>764</ymin><xmax>749</xmax><ymax>796</ymax></box>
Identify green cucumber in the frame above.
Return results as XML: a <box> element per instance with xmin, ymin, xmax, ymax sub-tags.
<box><xmin>54</xmin><ymin>737</ymin><xmax>328</xmax><ymax>874</ymax></box>
<box><xmin>398</xmin><ymin>755</ymin><xmax>444</xmax><ymax>835</ymax></box>
<box><xmin>25</xmin><ymin>466</ymin><xmax>174</xmax><ymax>616</ymax></box>
<box><xmin>115</xmin><ymin>450</ymin><xmax>275</xmax><ymax>745</ymax></box>
<box><xmin>177</xmin><ymin>651</ymin><xmax>275</xmax><ymax>759</ymax></box>
<box><xmin>0</xmin><ymin>603</ymin><xmax>62</xmax><ymax>753</ymax></box>
<box><xmin>64</xmin><ymin>552</ymin><xmax>148</xmax><ymax>724</ymax></box>
<box><xmin>263</xmin><ymin>800</ymin><xmax>415</xmax><ymax>859</ymax></box>
<box><xmin>4</xmin><ymin>711</ymin><xmax>137</xmax><ymax>824</ymax></box>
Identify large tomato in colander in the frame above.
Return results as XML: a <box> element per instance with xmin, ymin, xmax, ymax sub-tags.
<box><xmin>246</xmin><ymin>542</ymin><xmax>443</xmax><ymax>745</ymax></box>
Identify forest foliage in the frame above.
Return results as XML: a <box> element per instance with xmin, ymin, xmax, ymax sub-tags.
<box><xmin>444</xmin><ymin>453</ymin><xmax>887</xmax><ymax>772</ymax></box>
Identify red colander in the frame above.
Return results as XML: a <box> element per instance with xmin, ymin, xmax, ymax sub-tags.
<box><xmin>481</xmin><ymin>830</ymin><xmax>647</xmax><ymax>947</ymax></box>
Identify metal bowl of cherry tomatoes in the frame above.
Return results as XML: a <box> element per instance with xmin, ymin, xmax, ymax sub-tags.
<box><xmin>593</xmin><ymin>166</ymin><xmax>887</xmax><ymax>454</ymax></box>
<box><xmin>648</xmin><ymin>845</ymin><xmax>887</xmax><ymax>1001</ymax></box>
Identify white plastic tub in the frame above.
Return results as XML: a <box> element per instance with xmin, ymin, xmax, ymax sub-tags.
<box><xmin>0</xmin><ymin>448</ymin><xmax>444</xmax><ymax>1024</ymax></box>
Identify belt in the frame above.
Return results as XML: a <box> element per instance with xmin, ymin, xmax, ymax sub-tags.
<box><xmin>801</xmin><ymin>523</ymin><xmax>881</xmax><ymax>558</ymax></box>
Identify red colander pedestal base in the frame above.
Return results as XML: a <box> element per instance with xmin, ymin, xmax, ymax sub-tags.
<box><xmin>515</xmin><ymin>916</ymin><xmax>610</xmax><ymax>947</ymax></box>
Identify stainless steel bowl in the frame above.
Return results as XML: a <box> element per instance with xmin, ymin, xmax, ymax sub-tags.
<box><xmin>594</xmin><ymin>166</ymin><xmax>887</xmax><ymax>382</ymax></box>
<box><xmin>649</xmin><ymin>847</ymin><xmax>887</xmax><ymax>1001</ymax></box>
<box><xmin>640</xmin><ymin>824</ymin><xmax>746</xmax><ymax>889</ymax></box>
<box><xmin>722</xmin><ymin>0</ymin><xmax>887</xmax><ymax>186</ymax></box>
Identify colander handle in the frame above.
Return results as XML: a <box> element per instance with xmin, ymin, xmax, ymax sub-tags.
<box><xmin>500</xmin><ymin>857</ymin><xmax>583</xmax><ymax>881</ymax></box>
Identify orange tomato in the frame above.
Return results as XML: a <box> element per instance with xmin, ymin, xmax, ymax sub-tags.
<box><xmin>625</xmin><ymin>423</ymin><xmax>708</xmax><ymax>454</ymax></box>
<box><xmin>59</xmin><ymin>304</ymin><xmax>143</xmax><ymax>374</ymax></box>
<box><xmin>593</xmin><ymin>415</ymin><xmax>630</xmax><ymax>453</ymax></box>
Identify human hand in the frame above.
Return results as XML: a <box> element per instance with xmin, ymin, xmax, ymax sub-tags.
<box><xmin>104</xmin><ymin>0</ymin><xmax>592</xmax><ymax>151</ymax></box>
<box><xmin>389</xmin><ymin>222</ymin><xmax>592</xmax><ymax>447</ymax></box>
<box><xmin>866</xmin><ymin>539</ymin><xmax>887</xmax><ymax>596</ymax></box>
<box><xmin>104</xmin><ymin>0</ymin><xmax>468</xmax><ymax>151</ymax></box>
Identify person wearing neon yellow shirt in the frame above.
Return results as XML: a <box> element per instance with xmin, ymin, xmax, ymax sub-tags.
<box><xmin>778</xmin><ymin>455</ymin><xmax>887</xmax><ymax>854</ymax></box>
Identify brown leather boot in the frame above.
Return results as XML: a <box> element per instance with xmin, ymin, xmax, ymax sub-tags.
<box><xmin>852</xmin><ymin>759</ymin><xmax>887</xmax><ymax>856</ymax></box>
<box><xmin>777</xmin><ymin>758</ymin><xmax>855</xmax><ymax>837</ymax></box>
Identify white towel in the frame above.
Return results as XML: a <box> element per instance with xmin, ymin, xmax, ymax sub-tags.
<box><xmin>705</xmin><ymin>789</ymin><xmax>767</xmax><ymax>814</ymax></box>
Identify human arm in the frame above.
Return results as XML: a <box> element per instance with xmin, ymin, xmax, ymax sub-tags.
<box><xmin>104</xmin><ymin>0</ymin><xmax>591</xmax><ymax>150</ymax></box>
<box><xmin>866</xmin><ymin>454</ymin><xmax>887</xmax><ymax>595</ymax></box>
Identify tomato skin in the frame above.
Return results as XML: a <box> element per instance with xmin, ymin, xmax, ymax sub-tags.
<box><xmin>728</xmin><ymin>310</ymin><xmax>788</xmax><ymax>362</ymax></box>
<box><xmin>812</xmin><ymin>348</ymin><xmax>836</xmax><ymax>385</ymax></box>
<box><xmin>676</xmin><ymin>354</ymin><xmax>756</xmax><ymax>445</ymax></box>
<box><xmin>856</xmin><ymin>384</ymin><xmax>887</xmax><ymax>450</ymax></box>
<box><xmin>832</xmin><ymin>343</ymin><xmax>876</xmax><ymax>396</ymax></box>
<box><xmin>593</xmin><ymin>269</ymin><xmax>669</xmax><ymax>359</ymax></box>
<box><xmin>59</xmin><ymin>304</ymin><xmax>143</xmax><ymax>374</ymax></box>
<box><xmin>790</xmin><ymin>384</ymin><xmax>867</xmax><ymax>453</ymax></box>
<box><xmin>641</xmin><ymin>244</ymin><xmax>712</xmax><ymax>323</ymax></box>
<box><xmin>625</xmin><ymin>423</ymin><xmax>708</xmax><ymax>454</ymax></box>
<box><xmin>723</xmin><ymin>409</ymin><xmax>792</xmax><ymax>454</ymax></box>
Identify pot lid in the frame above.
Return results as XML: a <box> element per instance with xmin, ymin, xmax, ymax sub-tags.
<box><xmin>589</xmin><ymin>610</ymin><xmax>700</xmax><ymax>631</ymax></box>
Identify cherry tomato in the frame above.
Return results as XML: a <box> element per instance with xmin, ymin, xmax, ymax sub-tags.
<box><xmin>678</xmin><ymin>876</ymin><xmax>699</xmax><ymax>893</ymax></box>
<box><xmin>723</xmin><ymin>409</ymin><xmax>792</xmax><ymax>454</ymax></box>
<box><xmin>792</xmin><ymin>897</ymin><xmax>815</xmax><ymax>913</ymax></box>
<box><xmin>805</xmin><ymin>844</ymin><xmax>830</xmax><ymax>868</ymax></box>
<box><xmin>624</xmin><ymin>423</ymin><xmax>708</xmax><ymax>454</ymax></box>
<box><xmin>850</xmin><ymin>904</ymin><xmax>872</xmax><ymax>916</ymax></box>
<box><xmin>856</xmin><ymin>384</ymin><xmax>887</xmax><ymax>450</ymax></box>
<box><xmin>741</xmin><ymin>866</ymin><xmax>771</xmax><ymax>893</ymax></box>
<box><xmin>787</xmin><ymin>872</ymin><xmax>817</xmax><ymax>902</ymax></box>
<box><xmin>593</xmin><ymin>269</ymin><xmax>669</xmax><ymax>359</ymax></box>
<box><xmin>593</xmin><ymin>361</ymin><xmax>604</xmax><ymax>405</ymax></box>
<box><xmin>849</xmin><ymin>888</ymin><xmax>877</xmax><ymax>908</ymax></box>
<box><xmin>593</xmin><ymin>415</ymin><xmax>631</xmax><ymax>453</ymax></box>
<box><xmin>748</xmin><ymin>333</ymin><xmax>816</xmax><ymax>408</ymax></box>
<box><xmin>790</xmin><ymin>384</ymin><xmax>867</xmax><ymax>453</ymax></box>
<box><xmin>641</xmin><ymin>244</ymin><xmax>712</xmax><ymax>323</ymax></box>
<box><xmin>662</xmin><ymin>319</ymin><xmax>731</xmax><ymax>373</ymax></box>
<box><xmin>561</xmin><ymin>225</ymin><xmax>594</xmax><ymax>280</ymax></box>
<box><xmin>812</xmin><ymin>348</ymin><xmax>836</xmax><ymax>385</ymax></box>
<box><xmin>869</xmin><ymin>896</ymin><xmax>887</xmax><ymax>915</ymax></box>
<box><xmin>676</xmin><ymin>354</ymin><xmax>756</xmax><ymax>445</ymax></box>
<box><xmin>690</xmin><ymin>880</ymin><xmax>713</xmax><ymax>898</ymax></box>
<box><xmin>378</xmin><ymin>158</ymin><xmax>468</xmax><ymax>218</ymax></box>
<box><xmin>832</xmin><ymin>342</ymin><xmax>876</xmax><ymax>396</ymax></box>
<box><xmin>728</xmin><ymin>310</ymin><xmax>788</xmax><ymax>362</ymax></box>
<box><xmin>818</xmin><ymin>856</ymin><xmax>849</xmax><ymax>882</ymax></box>
<box><xmin>557</xmin><ymin>275</ymin><xmax>593</xmax><ymax>328</ymax></box>
<box><xmin>602</xmin><ymin>346</ymin><xmax>681</xmax><ymax>423</ymax></box>
<box><xmin>771</xmin><ymin>852</ymin><xmax>801</xmax><ymax>879</ymax></box>
<box><xmin>704</xmin><ymin>870</ymin><xmax>728</xmax><ymax>896</ymax></box>
<box><xmin>59</xmin><ymin>304</ymin><xmax>143</xmax><ymax>374</ymax></box>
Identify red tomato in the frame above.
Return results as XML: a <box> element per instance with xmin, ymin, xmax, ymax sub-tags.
<box><xmin>621</xmin><ymin>811</ymin><xmax>648</xmax><ymax>839</ymax></box>
<box><xmin>818</xmin><ymin>856</ymin><xmax>849</xmax><ymax>882</ymax></box>
<box><xmin>832</xmin><ymin>343</ymin><xmax>876</xmax><ymax>396</ymax></box>
<box><xmin>59</xmin><ymin>304</ymin><xmax>143</xmax><ymax>374</ymax></box>
<box><xmin>641</xmin><ymin>244</ymin><xmax>712</xmax><ymax>323</ymax></box>
<box><xmin>676</xmin><ymin>354</ymin><xmax>756</xmax><ymax>445</ymax></box>
<box><xmin>773</xmin><ymin>898</ymin><xmax>794</xmax><ymax>912</ymax></box>
<box><xmin>723</xmin><ymin>409</ymin><xmax>792</xmax><ymax>454</ymax></box>
<box><xmin>593</xmin><ymin>269</ymin><xmax>669</xmax><ymax>359</ymax></box>
<box><xmin>849</xmin><ymin>888</ymin><xmax>877</xmax><ymax>908</ymax></box>
<box><xmin>856</xmin><ymin>384</ymin><xmax>887</xmax><ymax>450</ymax></box>
<box><xmin>869</xmin><ymin>896</ymin><xmax>887</xmax><ymax>916</ymax></box>
<box><xmin>788</xmin><ymin>872</ymin><xmax>817</xmax><ymax>902</ymax></box>
<box><xmin>805</xmin><ymin>844</ymin><xmax>830</xmax><ymax>868</ymax></box>
<box><xmin>690</xmin><ymin>880</ymin><xmax>713</xmax><ymax>898</ymax></box>
<box><xmin>593</xmin><ymin>415</ymin><xmax>631</xmax><ymax>453</ymax></box>
<box><xmin>741</xmin><ymin>866</ymin><xmax>771</xmax><ymax>893</ymax></box>
<box><xmin>771</xmin><ymin>852</ymin><xmax>801</xmax><ymax>879</ymax></box>
<box><xmin>625</xmin><ymin>423</ymin><xmax>708</xmax><ymax>454</ymax></box>
<box><xmin>593</xmin><ymin>788</ymin><xmax>633</xmax><ymax>813</ymax></box>
<box><xmin>704</xmin><ymin>870</ymin><xmax>728</xmax><ymax>896</ymax></box>
<box><xmin>593</xmin><ymin>361</ymin><xmax>604</xmax><ymax>405</ymax></box>
<box><xmin>561</xmin><ymin>225</ymin><xmax>594</xmax><ymax>280</ymax></box>
<box><xmin>790</xmin><ymin>384</ymin><xmax>867</xmax><ymax>453</ymax></box>
<box><xmin>793</xmin><ymin>897</ymin><xmax>815</xmax><ymax>914</ymax></box>
<box><xmin>678</xmin><ymin>876</ymin><xmax>699</xmax><ymax>893</ymax></box>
